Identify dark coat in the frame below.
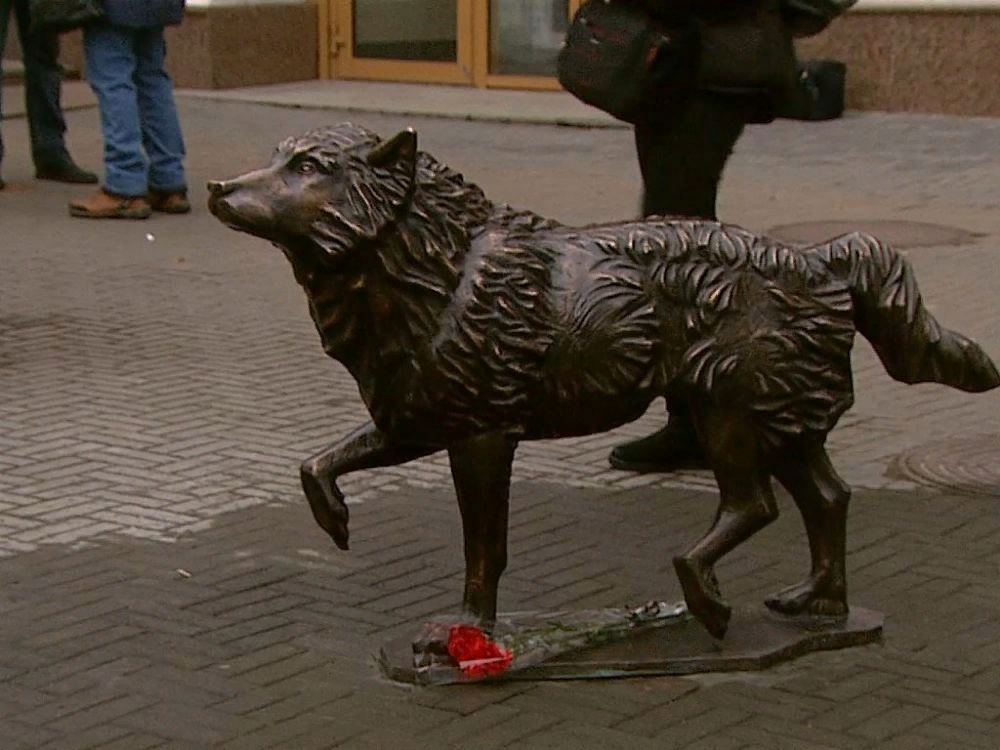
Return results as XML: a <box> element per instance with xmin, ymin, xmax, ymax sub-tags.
<box><xmin>100</xmin><ymin>0</ymin><xmax>185</xmax><ymax>28</ymax></box>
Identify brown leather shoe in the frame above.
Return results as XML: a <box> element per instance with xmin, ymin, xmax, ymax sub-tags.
<box><xmin>149</xmin><ymin>190</ymin><xmax>191</xmax><ymax>214</ymax></box>
<box><xmin>69</xmin><ymin>189</ymin><xmax>152</xmax><ymax>219</ymax></box>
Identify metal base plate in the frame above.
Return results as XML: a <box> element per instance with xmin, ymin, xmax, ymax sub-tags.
<box><xmin>377</xmin><ymin>605</ymin><xmax>884</xmax><ymax>684</ymax></box>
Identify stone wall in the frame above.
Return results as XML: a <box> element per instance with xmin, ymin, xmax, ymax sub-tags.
<box><xmin>797</xmin><ymin>11</ymin><xmax>1000</xmax><ymax>117</ymax></box>
<box><xmin>166</xmin><ymin>4</ymin><xmax>318</xmax><ymax>89</ymax></box>
<box><xmin>3</xmin><ymin>3</ymin><xmax>318</xmax><ymax>89</ymax></box>
<box><xmin>2</xmin><ymin>27</ymin><xmax>83</xmax><ymax>75</ymax></box>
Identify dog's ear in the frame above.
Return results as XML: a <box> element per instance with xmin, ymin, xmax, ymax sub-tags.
<box><xmin>367</xmin><ymin>128</ymin><xmax>417</xmax><ymax>183</ymax></box>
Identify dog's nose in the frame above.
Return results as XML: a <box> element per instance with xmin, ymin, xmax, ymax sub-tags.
<box><xmin>207</xmin><ymin>179</ymin><xmax>230</xmax><ymax>196</ymax></box>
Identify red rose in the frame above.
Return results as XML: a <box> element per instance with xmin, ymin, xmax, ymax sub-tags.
<box><xmin>447</xmin><ymin>624</ymin><xmax>513</xmax><ymax>678</ymax></box>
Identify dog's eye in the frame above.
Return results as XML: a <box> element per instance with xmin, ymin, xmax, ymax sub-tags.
<box><xmin>297</xmin><ymin>160</ymin><xmax>318</xmax><ymax>175</ymax></box>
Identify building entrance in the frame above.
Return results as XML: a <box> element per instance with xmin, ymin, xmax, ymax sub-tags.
<box><xmin>321</xmin><ymin>0</ymin><xmax>583</xmax><ymax>90</ymax></box>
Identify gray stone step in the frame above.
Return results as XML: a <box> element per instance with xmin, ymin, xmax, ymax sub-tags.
<box><xmin>2</xmin><ymin>59</ymin><xmax>25</xmax><ymax>83</ymax></box>
<box><xmin>2</xmin><ymin>59</ymin><xmax>81</xmax><ymax>84</ymax></box>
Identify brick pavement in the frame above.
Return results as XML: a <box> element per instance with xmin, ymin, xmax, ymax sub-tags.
<box><xmin>0</xmin><ymin>97</ymin><xmax>999</xmax><ymax>747</ymax></box>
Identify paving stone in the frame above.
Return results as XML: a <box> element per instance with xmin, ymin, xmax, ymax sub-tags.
<box><xmin>848</xmin><ymin>703</ymin><xmax>939</xmax><ymax>742</ymax></box>
<box><xmin>39</xmin><ymin>657</ymin><xmax>151</xmax><ymax>698</ymax></box>
<box><xmin>871</xmin><ymin>737</ymin><xmax>941</xmax><ymax>750</ymax></box>
<box><xmin>238</xmin><ymin>652</ymin><xmax>338</xmax><ymax>687</ymax></box>
<box><xmin>877</xmin><ymin>681</ymin><xmax>1000</xmax><ymax>721</ymax></box>
<box><xmin>415</xmin><ymin>704</ymin><xmax>521</xmax><ymax>746</ymax></box>
<box><xmin>519</xmin><ymin>720</ymin><xmax>678</xmax><ymax>750</ymax></box>
<box><xmin>651</xmin><ymin>706</ymin><xmax>754</xmax><ymax>747</ymax></box>
<box><xmin>222</xmin><ymin>621</ymin><xmax>318</xmax><ymax>655</ymax></box>
<box><xmin>809</xmin><ymin>694</ymin><xmax>897</xmax><ymax>732</ymax></box>
<box><xmin>679</xmin><ymin>735</ymin><xmax>750</xmax><ymax>750</ymax></box>
<box><xmin>16</xmin><ymin>651</ymin><xmax>125</xmax><ymax>693</ymax></box>
<box><xmin>699</xmin><ymin>682</ymin><xmax>833</xmax><ymax>723</ymax></box>
<box><xmin>218</xmin><ymin>713</ymin><xmax>343</xmax><ymax>750</ymax></box>
<box><xmin>444</xmin><ymin>710</ymin><xmax>563</xmax><ymax>750</ymax></box>
<box><xmin>4</xmin><ymin>720</ymin><xmax>62</xmax><ymax>749</ymax></box>
<box><xmin>115</xmin><ymin>704</ymin><xmax>247</xmax><ymax>745</ymax></box>
<box><xmin>928</xmin><ymin>714</ymin><xmax>1000</xmax><ymax>745</ymax></box>
<box><xmin>43</xmin><ymin>693</ymin><xmax>157</xmax><ymax>734</ymax></box>
<box><xmin>733</xmin><ymin>715</ymin><xmax>867</xmax><ymax>750</ymax></box>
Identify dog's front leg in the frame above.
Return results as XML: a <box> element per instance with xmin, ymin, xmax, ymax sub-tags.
<box><xmin>448</xmin><ymin>432</ymin><xmax>517</xmax><ymax>625</ymax></box>
<box><xmin>300</xmin><ymin>420</ymin><xmax>435</xmax><ymax>550</ymax></box>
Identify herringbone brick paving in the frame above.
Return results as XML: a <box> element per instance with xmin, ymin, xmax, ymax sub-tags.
<box><xmin>1</xmin><ymin>97</ymin><xmax>999</xmax><ymax>747</ymax></box>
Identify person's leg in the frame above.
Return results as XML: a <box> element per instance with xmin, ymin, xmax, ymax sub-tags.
<box><xmin>0</xmin><ymin>0</ymin><xmax>13</xmax><ymax>185</ymax></box>
<box><xmin>610</xmin><ymin>90</ymin><xmax>748</xmax><ymax>473</ymax></box>
<box><xmin>84</xmin><ymin>22</ymin><xmax>147</xmax><ymax>196</ymax></box>
<box><xmin>133</xmin><ymin>26</ymin><xmax>187</xmax><ymax>211</ymax></box>
<box><xmin>13</xmin><ymin>0</ymin><xmax>96</xmax><ymax>182</ymax></box>
<box><xmin>634</xmin><ymin>90</ymin><xmax>748</xmax><ymax>221</ymax></box>
<box><xmin>69</xmin><ymin>22</ymin><xmax>151</xmax><ymax>218</ymax></box>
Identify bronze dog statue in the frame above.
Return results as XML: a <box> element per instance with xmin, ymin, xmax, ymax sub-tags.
<box><xmin>208</xmin><ymin>124</ymin><xmax>999</xmax><ymax>641</ymax></box>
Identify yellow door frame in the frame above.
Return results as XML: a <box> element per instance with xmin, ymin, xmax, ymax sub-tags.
<box><xmin>319</xmin><ymin>0</ymin><xmax>583</xmax><ymax>88</ymax></box>
<box><xmin>327</xmin><ymin>0</ymin><xmax>474</xmax><ymax>85</ymax></box>
<box><xmin>318</xmin><ymin>0</ymin><xmax>334</xmax><ymax>79</ymax></box>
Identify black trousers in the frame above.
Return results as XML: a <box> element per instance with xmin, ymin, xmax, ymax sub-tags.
<box><xmin>0</xmin><ymin>0</ymin><xmax>70</xmax><ymax>169</ymax></box>
<box><xmin>634</xmin><ymin>89</ymin><xmax>754</xmax><ymax>428</ymax></box>
<box><xmin>633</xmin><ymin>89</ymin><xmax>754</xmax><ymax>221</ymax></box>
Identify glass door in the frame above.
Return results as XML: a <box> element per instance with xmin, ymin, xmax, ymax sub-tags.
<box><xmin>336</xmin><ymin>0</ymin><xmax>474</xmax><ymax>84</ymax></box>
<box><xmin>474</xmin><ymin>0</ymin><xmax>583</xmax><ymax>89</ymax></box>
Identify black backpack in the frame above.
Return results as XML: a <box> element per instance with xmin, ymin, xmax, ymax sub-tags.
<box><xmin>556</xmin><ymin>0</ymin><xmax>699</xmax><ymax>124</ymax></box>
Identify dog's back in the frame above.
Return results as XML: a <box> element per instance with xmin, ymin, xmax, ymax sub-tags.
<box><xmin>484</xmin><ymin>217</ymin><xmax>860</xmax><ymax>447</ymax></box>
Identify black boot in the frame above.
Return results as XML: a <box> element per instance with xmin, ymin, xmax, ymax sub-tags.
<box><xmin>35</xmin><ymin>156</ymin><xmax>99</xmax><ymax>184</ymax></box>
<box><xmin>609</xmin><ymin>412</ymin><xmax>707</xmax><ymax>473</ymax></box>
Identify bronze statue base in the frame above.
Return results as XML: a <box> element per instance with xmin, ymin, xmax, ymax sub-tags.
<box><xmin>378</xmin><ymin>606</ymin><xmax>883</xmax><ymax>685</ymax></box>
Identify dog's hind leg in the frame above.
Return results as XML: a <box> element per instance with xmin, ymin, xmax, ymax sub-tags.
<box><xmin>673</xmin><ymin>408</ymin><xmax>779</xmax><ymax>639</ymax></box>
<box><xmin>767</xmin><ymin>442</ymin><xmax>850</xmax><ymax>617</ymax></box>
<box><xmin>448</xmin><ymin>432</ymin><xmax>517</xmax><ymax>625</ymax></box>
<box><xmin>300</xmin><ymin>421</ymin><xmax>435</xmax><ymax>551</ymax></box>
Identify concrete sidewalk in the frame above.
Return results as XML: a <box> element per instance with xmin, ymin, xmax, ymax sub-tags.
<box><xmin>176</xmin><ymin>80</ymin><xmax>626</xmax><ymax>129</ymax></box>
<box><xmin>1</xmin><ymin>77</ymin><xmax>621</xmax><ymax>128</ymax></box>
<box><xmin>1</xmin><ymin>96</ymin><xmax>999</xmax><ymax>748</ymax></box>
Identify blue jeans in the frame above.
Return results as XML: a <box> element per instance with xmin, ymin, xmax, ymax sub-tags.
<box><xmin>0</xmin><ymin>0</ymin><xmax>70</xmax><ymax>168</ymax></box>
<box><xmin>83</xmin><ymin>22</ymin><xmax>186</xmax><ymax>197</ymax></box>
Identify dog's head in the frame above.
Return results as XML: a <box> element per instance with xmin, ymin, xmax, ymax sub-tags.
<box><xmin>208</xmin><ymin>123</ymin><xmax>418</xmax><ymax>264</ymax></box>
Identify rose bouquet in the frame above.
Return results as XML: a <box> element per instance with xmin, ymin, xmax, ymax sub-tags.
<box><xmin>414</xmin><ymin>600</ymin><xmax>689</xmax><ymax>684</ymax></box>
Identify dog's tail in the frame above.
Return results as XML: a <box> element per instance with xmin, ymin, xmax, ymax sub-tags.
<box><xmin>807</xmin><ymin>231</ymin><xmax>1000</xmax><ymax>393</ymax></box>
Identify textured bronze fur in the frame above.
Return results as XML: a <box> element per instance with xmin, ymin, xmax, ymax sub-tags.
<box><xmin>208</xmin><ymin>124</ymin><xmax>999</xmax><ymax>641</ymax></box>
